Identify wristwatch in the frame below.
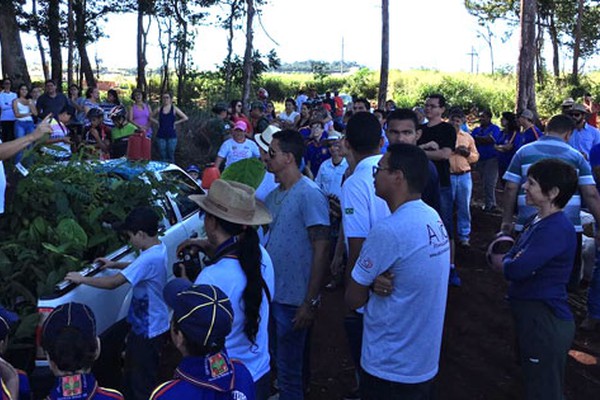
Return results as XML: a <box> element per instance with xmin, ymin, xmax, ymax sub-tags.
<box><xmin>304</xmin><ymin>295</ymin><xmax>321</xmax><ymax>310</ymax></box>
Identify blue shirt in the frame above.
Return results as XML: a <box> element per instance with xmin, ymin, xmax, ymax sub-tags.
<box><xmin>522</xmin><ymin>125</ymin><xmax>543</xmax><ymax>145</ymax></box>
<box><xmin>589</xmin><ymin>143</ymin><xmax>600</xmax><ymax>191</ymax></box>
<box><xmin>497</xmin><ymin>129</ymin><xmax>523</xmax><ymax>169</ymax></box>
<box><xmin>264</xmin><ymin>177</ymin><xmax>330</xmax><ymax>306</ymax></box>
<box><xmin>504</xmin><ymin>212</ymin><xmax>576</xmax><ymax>320</ymax></box>
<box><xmin>121</xmin><ymin>243</ymin><xmax>170</xmax><ymax>338</ymax></box>
<box><xmin>150</xmin><ymin>354</ymin><xmax>255</xmax><ymax>400</ymax></box>
<box><xmin>352</xmin><ymin>200</ymin><xmax>450</xmax><ymax>383</ymax></box>
<box><xmin>471</xmin><ymin>123</ymin><xmax>502</xmax><ymax>160</ymax></box>
<box><xmin>568</xmin><ymin>122</ymin><xmax>600</xmax><ymax>160</ymax></box>
<box><xmin>17</xmin><ymin>370</ymin><xmax>30</xmax><ymax>400</ymax></box>
<box><xmin>503</xmin><ymin>135</ymin><xmax>595</xmax><ymax>232</ymax></box>
<box><xmin>46</xmin><ymin>373</ymin><xmax>123</xmax><ymax>400</ymax></box>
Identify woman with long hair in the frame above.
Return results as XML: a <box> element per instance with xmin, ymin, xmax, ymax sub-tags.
<box><xmin>495</xmin><ymin>111</ymin><xmax>522</xmax><ymax>181</ymax></box>
<box><xmin>230</xmin><ymin>99</ymin><xmax>253</xmax><ymax>135</ymax></box>
<box><xmin>278</xmin><ymin>98</ymin><xmax>300</xmax><ymax>129</ymax></box>
<box><xmin>129</xmin><ymin>89</ymin><xmax>152</xmax><ymax>138</ymax></box>
<box><xmin>295</xmin><ymin>102</ymin><xmax>312</xmax><ymax>130</ymax></box>
<box><xmin>178</xmin><ymin>179</ymin><xmax>274</xmax><ymax>400</ymax></box>
<box><xmin>150</xmin><ymin>92</ymin><xmax>188</xmax><ymax>163</ymax></box>
<box><xmin>12</xmin><ymin>84</ymin><xmax>37</xmax><ymax>162</ymax></box>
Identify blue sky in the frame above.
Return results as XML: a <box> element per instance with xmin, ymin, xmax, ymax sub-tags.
<box><xmin>19</xmin><ymin>0</ymin><xmax>599</xmax><ymax>74</ymax></box>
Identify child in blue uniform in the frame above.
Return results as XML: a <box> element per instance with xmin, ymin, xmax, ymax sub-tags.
<box><xmin>41</xmin><ymin>302</ymin><xmax>123</xmax><ymax>400</ymax></box>
<box><xmin>0</xmin><ymin>307</ymin><xmax>30</xmax><ymax>400</ymax></box>
<box><xmin>150</xmin><ymin>280</ymin><xmax>255</xmax><ymax>400</ymax></box>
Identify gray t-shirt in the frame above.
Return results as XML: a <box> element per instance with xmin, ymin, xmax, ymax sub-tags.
<box><xmin>352</xmin><ymin>200</ymin><xmax>450</xmax><ymax>383</ymax></box>
<box><xmin>265</xmin><ymin>176</ymin><xmax>329</xmax><ymax>306</ymax></box>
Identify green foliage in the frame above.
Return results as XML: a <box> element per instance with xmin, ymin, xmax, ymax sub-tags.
<box><xmin>221</xmin><ymin>158</ymin><xmax>265</xmax><ymax>189</ymax></box>
<box><xmin>0</xmin><ymin>156</ymin><xmax>167</xmax><ymax>341</ymax></box>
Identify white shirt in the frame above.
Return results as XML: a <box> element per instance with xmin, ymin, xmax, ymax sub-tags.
<box><xmin>278</xmin><ymin>111</ymin><xmax>299</xmax><ymax>124</ymax></box>
<box><xmin>341</xmin><ymin>155</ymin><xmax>390</xmax><ymax>240</ymax></box>
<box><xmin>315</xmin><ymin>157</ymin><xmax>348</xmax><ymax>199</ymax></box>
<box><xmin>217</xmin><ymin>138</ymin><xmax>260</xmax><ymax>168</ymax></box>
<box><xmin>195</xmin><ymin>245</ymin><xmax>275</xmax><ymax>381</ymax></box>
<box><xmin>0</xmin><ymin>139</ymin><xmax>5</xmax><ymax>214</ymax></box>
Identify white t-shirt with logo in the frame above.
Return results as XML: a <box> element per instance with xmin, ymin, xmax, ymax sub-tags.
<box><xmin>217</xmin><ymin>138</ymin><xmax>260</xmax><ymax>168</ymax></box>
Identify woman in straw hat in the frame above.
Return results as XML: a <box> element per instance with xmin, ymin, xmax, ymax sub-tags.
<box><xmin>177</xmin><ymin>179</ymin><xmax>274</xmax><ymax>400</ymax></box>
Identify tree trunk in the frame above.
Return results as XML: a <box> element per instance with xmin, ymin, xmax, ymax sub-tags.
<box><xmin>548</xmin><ymin>14</ymin><xmax>560</xmax><ymax>78</ymax></box>
<box><xmin>74</xmin><ymin>0</ymin><xmax>96</xmax><ymax>87</ymax></box>
<box><xmin>241</xmin><ymin>0</ymin><xmax>255</xmax><ymax>110</ymax></box>
<box><xmin>32</xmin><ymin>0</ymin><xmax>49</xmax><ymax>81</ymax></box>
<box><xmin>67</xmin><ymin>0</ymin><xmax>75</xmax><ymax>87</ymax></box>
<box><xmin>176</xmin><ymin>21</ymin><xmax>188</xmax><ymax>104</ymax></box>
<box><xmin>136</xmin><ymin>1</ymin><xmax>150</xmax><ymax>93</ymax></box>
<box><xmin>377</xmin><ymin>0</ymin><xmax>389</xmax><ymax>110</ymax></box>
<box><xmin>158</xmin><ymin>17</ymin><xmax>172</xmax><ymax>94</ymax></box>
<box><xmin>572</xmin><ymin>0</ymin><xmax>584</xmax><ymax>84</ymax></box>
<box><xmin>48</xmin><ymin>0</ymin><xmax>63</xmax><ymax>88</ymax></box>
<box><xmin>0</xmin><ymin>0</ymin><xmax>31</xmax><ymax>86</ymax></box>
<box><xmin>534</xmin><ymin>14</ymin><xmax>544</xmax><ymax>86</ymax></box>
<box><xmin>516</xmin><ymin>0</ymin><xmax>537</xmax><ymax>115</ymax></box>
<box><xmin>224</xmin><ymin>1</ymin><xmax>238</xmax><ymax>99</ymax></box>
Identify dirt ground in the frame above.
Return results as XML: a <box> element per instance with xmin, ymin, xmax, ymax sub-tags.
<box><xmin>305</xmin><ymin>178</ymin><xmax>600</xmax><ymax>400</ymax></box>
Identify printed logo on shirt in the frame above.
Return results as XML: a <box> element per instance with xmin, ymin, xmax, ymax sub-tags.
<box><xmin>358</xmin><ymin>257</ymin><xmax>374</xmax><ymax>271</ymax></box>
<box><xmin>232</xmin><ymin>391</ymin><xmax>248</xmax><ymax>400</ymax></box>
<box><xmin>61</xmin><ymin>375</ymin><xmax>83</xmax><ymax>397</ymax></box>
<box><xmin>208</xmin><ymin>353</ymin><xmax>229</xmax><ymax>378</ymax></box>
<box><xmin>345</xmin><ymin>208</ymin><xmax>354</xmax><ymax>215</ymax></box>
<box><xmin>427</xmin><ymin>221</ymin><xmax>449</xmax><ymax>250</ymax></box>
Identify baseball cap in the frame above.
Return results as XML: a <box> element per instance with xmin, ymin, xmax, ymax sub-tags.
<box><xmin>520</xmin><ymin>109</ymin><xmax>534</xmax><ymax>121</ymax></box>
<box><xmin>570</xmin><ymin>103</ymin><xmax>588</xmax><ymax>114</ymax></box>
<box><xmin>113</xmin><ymin>206</ymin><xmax>160</xmax><ymax>235</ymax></box>
<box><xmin>0</xmin><ymin>307</ymin><xmax>19</xmax><ymax>341</ymax></box>
<box><xmin>42</xmin><ymin>303</ymin><xmax>97</xmax><ymax>348</ymax></box>
<box><xmin>163</xmin><ymin>279</ymin><xmax>234</xmax><ymax>347</ymax></box>
<box><xmin>325</xmin><ymin>130</ymin><xmax>344</xmax><ymax>141</ymax></box>
<box><xmin>233</xmin><ymin>120</ymin><xmax>248</xmax><ymax>132</ymax></box>
<box><xmin>561</xmin><ymin>97</ymin><xmax>575</xmax><ymax>107</ymax></box>
<box><xmin>187</xmin><ymin>164</ymin><xmax>201</xmax><ymax>174</ymax></box>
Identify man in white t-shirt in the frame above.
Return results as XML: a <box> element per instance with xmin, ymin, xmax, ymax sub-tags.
<box><xmin>340</xmin><ymin>112</ymin><xmax>390</xmax><ymax>398</ymax></box>
<box><xmin>346</xmin><ymin>144</ymin><xmax>450</xmax><ymax>399</ymax></box>
<box><xmin>0</xmin><ymin>79</ymin><xmax>17</xmax><ymax>142</ymax></box>
<box><xmin>215</xmin><ymin>120</ymin><xmax>260</xmax><ymax>169</ymax></box>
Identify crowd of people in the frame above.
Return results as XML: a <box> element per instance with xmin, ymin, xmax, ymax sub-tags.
<box><xmin>1</xmin><ymin>78</ymin><xmax>600</xmax><ymax>400</ymax></box>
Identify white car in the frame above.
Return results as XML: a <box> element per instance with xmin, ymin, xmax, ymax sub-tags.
<box><xmin>35</xmin><ymin>160</ymin><xmax>206</xmax><ymax>372</ymax></box>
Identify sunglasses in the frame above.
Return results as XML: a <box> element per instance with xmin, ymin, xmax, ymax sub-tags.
<box><xmin>372</xmin><ymin>165</ymin><xmax>391</xmax><ymax>177</ymax></box>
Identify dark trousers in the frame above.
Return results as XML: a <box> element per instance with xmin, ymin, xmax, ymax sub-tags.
<box><xmin>360</xmin><ymin>370</ymin><xmax>435</xmax><ymax>400</ymax></box>
<box><xmin>123</xmin><ymin>332</ymin><xmax>166</xmax><ymax>400</ymax></box>
<box><xmin>510</xmin><ymin>300</ymin><xmax>574</xmax><ymax>400</ymax></box>
<box><xmin>254</xmin><ymin>371</ymin><xmax>271</xmax><ymax>400</ymax></box>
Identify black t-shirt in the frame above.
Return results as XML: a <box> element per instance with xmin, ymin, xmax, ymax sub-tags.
<box><xmin>418</xmin><ymin>122</ymin><xmax>456</xmax><ymax>187</ymax></box>
<box><xmin>37</xmin><ymin>92</ymin><xmax>68</xmax><ymax>119</ymax></box>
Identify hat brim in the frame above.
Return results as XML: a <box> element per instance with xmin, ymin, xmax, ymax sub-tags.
<box><xmin>189</xmin><ymin>194</ymin><xmax>273</xmax><ymax>226</ymax></box>
<box><xmin>254</xmin><ymin>133</ymin><xmax>270</xmax><ymax>152</ymax></box>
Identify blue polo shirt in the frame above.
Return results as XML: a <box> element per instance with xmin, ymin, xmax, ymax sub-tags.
<box><xmin>568</xmin><ymin>122</ymin><xmax>600</xmax><ymax>160</ymax></box>
<box><xmin>522</xmin><ymin>125</ymin><xmax>543</xmax><ymax>145</ymax></box>
<box><xmin>471</xmin><ymin>123</ymin><xmax>502</xmax><ymax>160</ymax></box>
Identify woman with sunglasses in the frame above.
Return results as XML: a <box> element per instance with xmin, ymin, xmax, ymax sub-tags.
<box><xmin>229</xmin><ymin>99</ymin><xmax>253</xmax><ymax>135</ymax></box>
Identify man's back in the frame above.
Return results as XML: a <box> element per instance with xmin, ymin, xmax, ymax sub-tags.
<box><xmin>351</xmin><ymin>200</ymin><xmax>450</xmax><ymax>383</ymax></box>
<box><xmin>503</xmin><ymin>136</ymin><xmax>594</xmax><ymax>231</ymax></box>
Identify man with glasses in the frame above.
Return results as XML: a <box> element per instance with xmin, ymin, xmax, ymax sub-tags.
<box><xmin>418</xmin><ymin>94</ymin><xmax>459</xmax><ymax>285</ymax></box>
<box><xmin>567</xmin><ymin>103</ymin><xmax>600</xmax><ymax>161</ymax></box>
<box><xmin>346</xmin><ymin>143</ymin><xmax>450</xmax><ymax>400</ymax></box>
<box><xmin>264</xmin><ymin>130</ymin><xmax>330</xmax><ymax>400</ymax></box>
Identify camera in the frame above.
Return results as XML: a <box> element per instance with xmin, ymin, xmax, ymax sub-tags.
<box><xmin>172</xmin><ymin>245</ymin><xmax>206</xmax><ymax>282</ymax></box>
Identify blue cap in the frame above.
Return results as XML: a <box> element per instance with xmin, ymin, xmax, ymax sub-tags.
<box><xmin>42</xmin><ymin>303</ymin><xmax>96</xmax><ymax>348</ymax></box>
<box><xmin>187</xmin><ymin>165</ymin><xmax>201</xmax><ymax>174</ymax></box>
<box><xmin>0</xmin><ymin>307</ymin><xmax>18</xmax><ymax>341</ymax></box>
<box><xmin>163</xmin><ymin>279</ymin><xmax>233</xmax><ymax>347</ymax></box>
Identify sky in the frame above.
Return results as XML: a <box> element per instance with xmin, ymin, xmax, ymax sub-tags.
<box><xmin>18</xmin><ymin>0</ymin><xmax>599</xmax><ymax>75</ymax></box>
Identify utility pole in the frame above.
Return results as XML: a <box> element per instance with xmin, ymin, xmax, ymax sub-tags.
<box><xmin>341</xmin><ymin>36</ymin><xmax>345</xmax><ymax>74</ymax></box>
<box><xmin>467</xmin><ymin>46</ymin><xmax>478</xmax><ymax>73</ymax></box>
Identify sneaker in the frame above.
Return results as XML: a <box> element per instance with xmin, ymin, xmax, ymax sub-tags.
<box><xmin>449</xmin><ymin>268</ymin><xmax>462</xmax><ymax>287</ymax></box>
<box><xmin>459</xmin><ymin>239</ymin><xmax>470</xmax><ymax>248</ymax></box>
<box><xmin>580</xmin><ymin>317</ymin><xmax>600</xmax><ymax>332</ymax></box>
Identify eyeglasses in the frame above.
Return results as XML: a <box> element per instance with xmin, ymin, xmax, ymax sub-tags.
<box><xmin>372</xmin><ymin>165</ymin><xmax>391</xmax><ymax>177</ymax></box>
<box><xmin>268</xmin><ymin>147</ymin><xmax>278</xmax><ymax>158</ymax></box>
<box><xmin>424</xmin><ymin>104</ymin><xmax>439</xmax><ymax>109</ymax></box>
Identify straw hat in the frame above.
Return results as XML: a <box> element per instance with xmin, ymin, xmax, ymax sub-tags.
<box><xmin>189</xmin><ymin>179</ymin><xmax>272</xmax><ymax>226</ymax></box>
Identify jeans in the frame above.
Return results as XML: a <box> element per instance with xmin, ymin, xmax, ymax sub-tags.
<box><xmin>270</xmin><ymin>302</ymin><xmax>308</xmax><ymax>400</ymax></box>
<box><xmin>588</xmin><ymin>247</ymin><xmax>600</xmax><ymax>319</ymax></box>
<box><xmin>360</xmin><ymin>370</ymin><xmax>435</xmax><ymax>400</ymax></box>
<box><xmin>450</xmin><ymin>172</ymin><xmax>473</xmax><ymax>242</ymax></box>
<box><xmin>123</xmin><ymin>332</ymin><xmax>165</xmax><ymax>400</ymax></box>
<box><xmin>14</xmin><ymin>120</ymin><xmax>35</xmax><ymax>163</ymax></box>
<box><xmin>157</xmin><ymin>137</ymin><xmax>177</xmax><ymax>163</ymax></box>
<box><xmin>476</xmin><ymin>158</ymin><xmax>498</xmax><ymax>209</ymax></box>
<box><xmin>439</xmin><ymin>185</ymin><xmax>453</xmax><ymax>239</ymax></box>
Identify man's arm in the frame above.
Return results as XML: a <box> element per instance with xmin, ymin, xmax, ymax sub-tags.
<box><xmin>580</xmin><ymin>184</ymin><xmax>600</xmax><ymax>244</ymax></box>
<box><xmin>345</xmin><ymin>277</ymin><xmax>370</xmax><ymax>310</ymax></box>
<box><xmin>0</xmin><ymin>114</ymin><xmax>52</xmax><ymax>161</ymax></box>
<box><xmin>292</xmin><ymin>224</ymin><xmax>330</xmax><ymax>330</ymax></box>
<box><xmin>344</xmin><ymin>237</ymin><xmax>365</xmax><ymax>285</ymax></box>
<box><xmin>422</xmin><ymin>147</ymin><xmax>452</xmax><ymax>161</ymax></box>
<box><xmin>501</xmin><ymin>181</ymin><xmax>520</xmax><ymax>233</ymax></box>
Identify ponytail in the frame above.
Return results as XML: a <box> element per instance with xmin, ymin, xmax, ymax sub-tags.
<box><xmin>215</xmin><ymin>217</ymin><xmax>264</xmax><ymax>345</ymax></box>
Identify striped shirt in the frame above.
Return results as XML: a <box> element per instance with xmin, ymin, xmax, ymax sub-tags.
<box><xmin>503</xmin><ymin>135</ymin><xmax>595</xmax><ymax>232</ymax></box>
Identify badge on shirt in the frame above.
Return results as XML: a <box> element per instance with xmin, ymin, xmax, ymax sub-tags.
<box><xmin>345</xmin><ymin>208</ymin><xmax>354</xmax><ymax>215</ymax></box>
<box><xmin>208</xmin><ymin>353</ymin><xmax>229</xmax><ymax>378</ymax></box>
<box><xmin>61</xmin><ymin>375</ymin><xmax>83</xmax><ymax>397</ymax></box>
<box><xmin>358</xmin><ymin>257</ymin><xmax>373</xmax><ymax>271</ymax></box>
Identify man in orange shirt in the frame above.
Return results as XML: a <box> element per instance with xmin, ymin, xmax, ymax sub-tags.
<box><xmin>449</xmin><ymin>109</ymin><xmax>479</xmax><ymax>248</ymax></box>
